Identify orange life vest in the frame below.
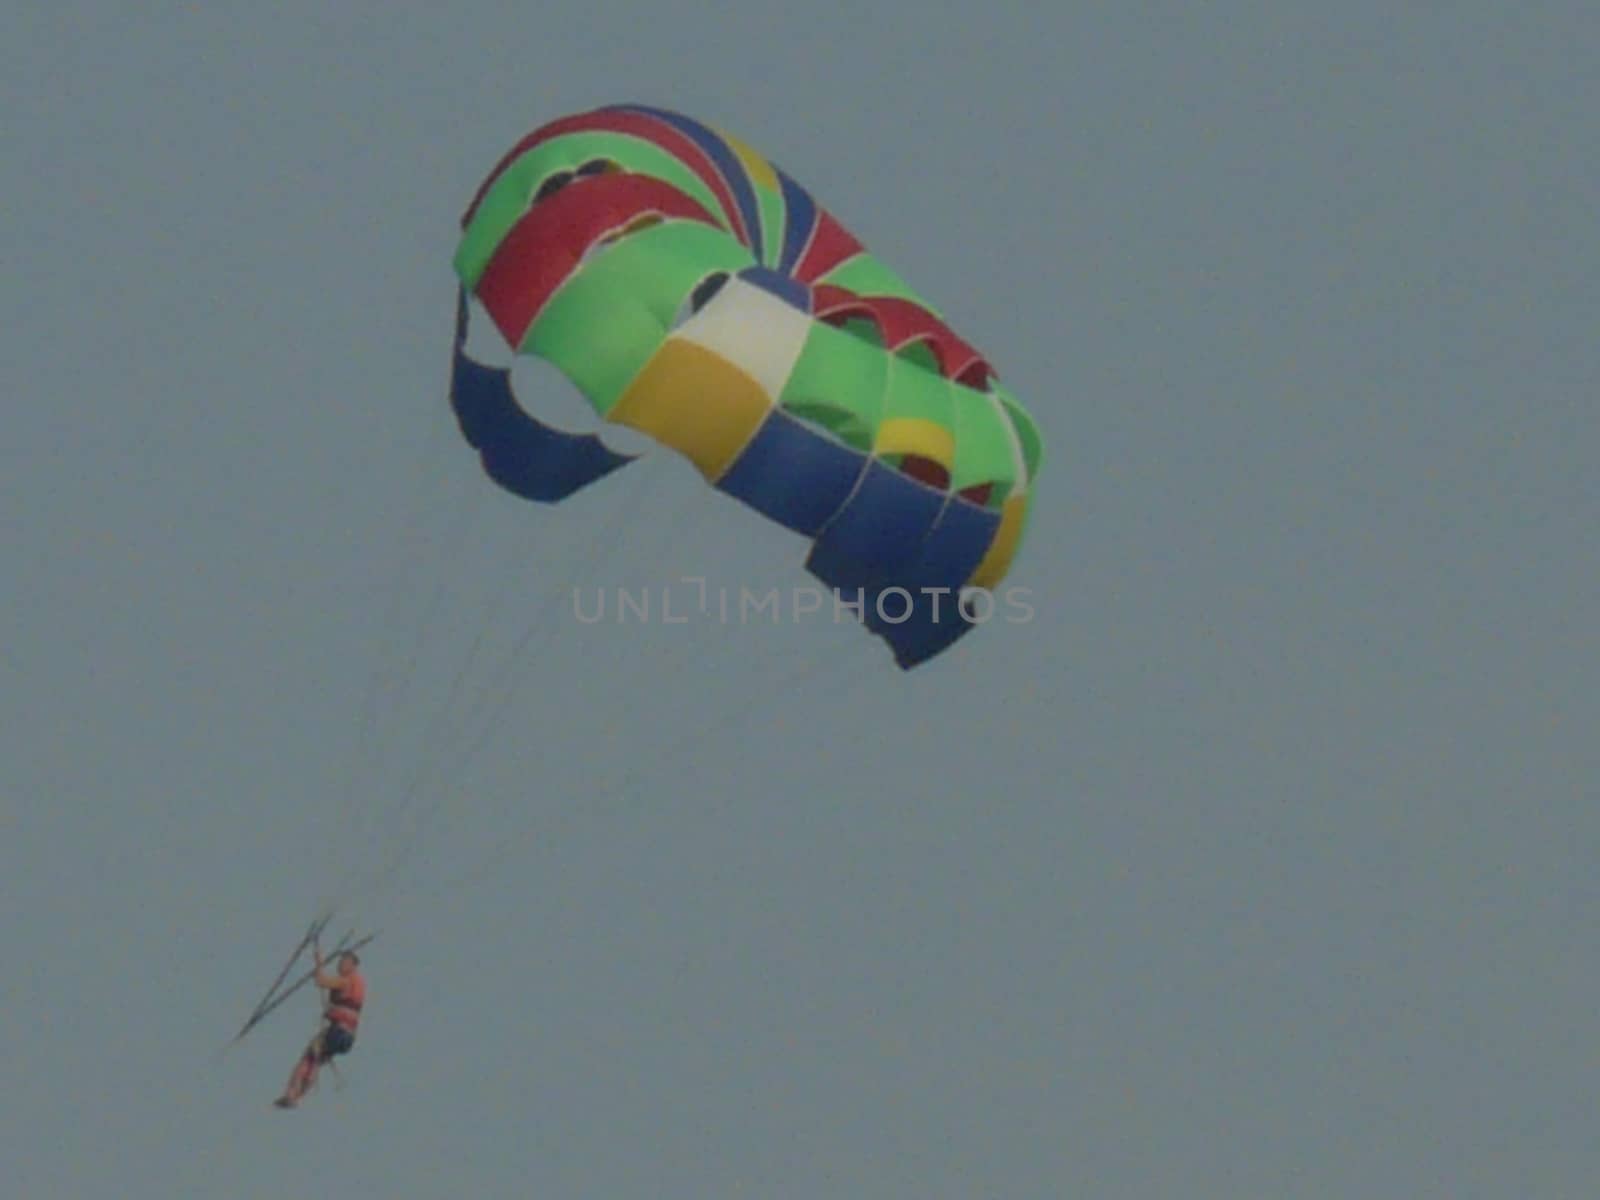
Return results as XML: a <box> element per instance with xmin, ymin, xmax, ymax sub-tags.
<box><xmin>326</xmin><ymin>971</ymin><xmax>366</xmax><ymax>1032</ymax></box>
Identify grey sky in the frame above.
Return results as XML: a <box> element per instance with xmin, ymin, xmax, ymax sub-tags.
<box><xmin>4</xmin><ymin>2</ymin><xmax>1596</xmax><ymax>1196</ymax></box>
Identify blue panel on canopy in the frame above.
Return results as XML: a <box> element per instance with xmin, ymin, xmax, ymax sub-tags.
<box><xmin>450</xmin><ymin>291</ymin><xmax>634</xmax><ymax>503</ymax></box>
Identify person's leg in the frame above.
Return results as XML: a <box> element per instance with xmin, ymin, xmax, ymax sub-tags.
<box><xmin>276</xmin><ymin>1030</ymin><xmax>325</xmax><ymax>1106</ymax></box>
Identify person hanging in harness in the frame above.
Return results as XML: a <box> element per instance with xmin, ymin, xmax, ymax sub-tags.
<box><xmin>274</xmin><ymin>941</ymin><xmax>366</xmax><ymax>1109</ymax></box>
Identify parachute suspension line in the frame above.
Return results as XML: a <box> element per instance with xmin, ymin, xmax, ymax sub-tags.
<box><xmin>430</xmin><ymin>455</ymin><xmax>658</xmax><ymax>767</ymax></box>
<box><xmin>520</xmin><ymin>466</ymin><xmax>728</xmax><ymax>758</ymax></box>
<box><xmin>330</xmin><ymin>414</ymin><xmax>475</xmax><ymax>819</ymax></box>
<box><xmin>344</xmin><ymin>454</ymin><xmax>670</xmax><ymax>911</ymax></box>
<box><xmin>354</xmin><ymin>453</ymin><xmax>758</xmax><ymax>914</ymax></box>
<box><xmin>411</xmin><ymin>628</ymin><xmax>882</xmax><ymax>907</ymax></box>
<box><xmin>318</xmin><ymin>456</ymin><xmax>500</xmax><ymax>911</ymax></box>
<box><xmin>470</xmin><ymin>455</ymin><xmax>759</xmax><ymax>840</ymax></box>
<box><xmin>350</xmin><ymin>444</ymin><xmax>896</xmax><ymax>913</ymax></box>
<box><xmin>442</xmin><ymin>455</ymin><xmax>676</xmax><ymax>773</ymax></box>
<box><xmin>444</xmin><ymin>637</ymin><xmax>878</xmax><ymax>909</ymax></box>
<box><xmin>308</xmin><ymin>418</ymin><xmax>481</xmax><ymax>899</ymax></box>
<box><xmin>372</xmin><ymin>489</ymin><xmax>547</xmax><ymax>840</ymax></box>
<box><xmin>555</xmin><ymin>484</ymin><xmax>895</xmax><ymax>800</ymax></box>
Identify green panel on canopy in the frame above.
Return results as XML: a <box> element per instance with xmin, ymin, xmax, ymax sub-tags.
<box><xmin>777</xmin><ymin>321</ymin><xmax>890</xmax><ymax>447</ymax></box>
<box><xmin>995</xmin><ymin>384</ymin><xmax>1043</xmax><ymax>484</ymax></box>
<box><xmin>523</xmin><ymin>221</ymin><xmax>755</xmax><ymax>412</ymax></box>
<box><xmin>948</xmin><ymin>390</ymin><xmax>1023</xmax><ymax>500</ymax></box>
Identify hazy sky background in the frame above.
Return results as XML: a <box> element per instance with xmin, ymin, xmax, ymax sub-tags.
<box><xmin>4</xmin><ymin>3</ymin><xmax>1596</xmax><ymax>1197</ymax></box>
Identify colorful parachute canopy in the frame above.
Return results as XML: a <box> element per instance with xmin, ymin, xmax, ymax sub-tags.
<box><xmin>450</xmin><ymin>103</ymin><xmax>1041</xmax><ymax>668</ymax></box>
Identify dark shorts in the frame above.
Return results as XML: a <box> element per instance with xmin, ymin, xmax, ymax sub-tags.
<box><xmin>319</xmin><ymin>1023</ymin><xmax>356</xmax><ymax>1060</ymax></box>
